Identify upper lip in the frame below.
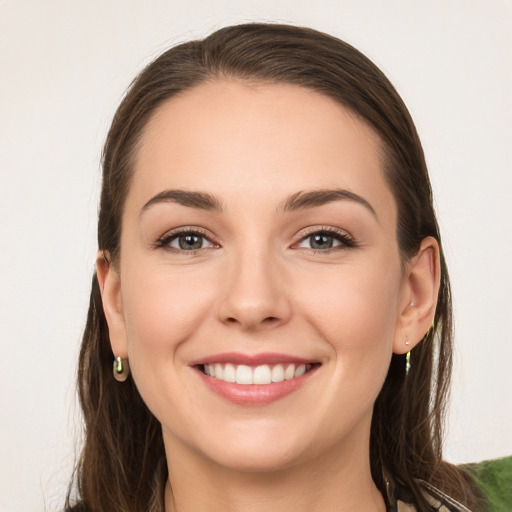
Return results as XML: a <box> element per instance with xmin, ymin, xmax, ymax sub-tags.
<box><xmin>189</xmin><ymin>352</ymin><xmax>318</xmax><ymax>366</ymax></box>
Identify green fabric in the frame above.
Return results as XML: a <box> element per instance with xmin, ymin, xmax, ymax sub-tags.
<box><xmin>463</xmin><ymin>456</ymin><xmax>512</xmax><ymax>512</ymax></box>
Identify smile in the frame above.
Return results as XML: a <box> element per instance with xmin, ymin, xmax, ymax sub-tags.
<box><xmin>192</xmin><ymin>353</ymin><xmax>321</xmax><ymax>405</ymax></box>
<box><xmin>202</xmin><ymin>363</ymin><xmax>315</xmax><ymax>385</ymax></box>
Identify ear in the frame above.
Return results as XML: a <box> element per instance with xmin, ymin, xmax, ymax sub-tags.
<box><xmin>393</xmin><ymin>237</ymin><xmax>440</xmax><ymax>355</ymax></box>
<box><xmin>96</xmin><ymin>251</ymin><xmax>129</xmax><ymax>358</ymax></box>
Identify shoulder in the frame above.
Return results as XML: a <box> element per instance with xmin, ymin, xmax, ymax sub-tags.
<box><xmin>463</xmin><ymin>455</ymin><xmax>512</xmax><ymax>512</ymax></box>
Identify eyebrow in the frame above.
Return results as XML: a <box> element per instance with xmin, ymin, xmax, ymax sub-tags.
<box><xmin>280</xmin><ymin>189</ymin><xmax>377</xmax><ymax>218</ymax></box>
<box><xmin>139</xmin><ymin>187</ymin><xmax>377</xmax><ymax>219</ymax></box>
<box><xmin>140</xmin><ymin>189</ymin><xmax>223</xmax><ymax>217</ymax></box>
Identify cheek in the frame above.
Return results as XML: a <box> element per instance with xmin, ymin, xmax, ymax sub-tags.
<box><xmin>118</xmin><ymin>262</ymin><xmax>219</xmax><ymax>427</ymax></box>
<box><xmin>120</xmin><ymin>262</ymin><xmax>215</xmax><ymax>364</ymax></box>
<box><xmin>295</xmin><ymin>259</ymin><xmax>402</xmax><ymax>390</ymax></box>
<box><xmin>301</xmin><ymin>262</ymin><xmax>401</xmax><ymax>343</ymax></box>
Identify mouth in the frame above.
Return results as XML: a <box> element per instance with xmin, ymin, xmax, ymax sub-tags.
<box><xmin>199</xmin><ymin>362</ymin><xmax>318</xmax><ymax>385</ymax></box>
<box><xmin>191</xmin><ymin>353</ymin><xmax>321</xmax><ymax>405</ymax></box>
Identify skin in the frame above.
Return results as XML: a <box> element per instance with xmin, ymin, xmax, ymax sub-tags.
<box><xmin>97</xmin><ymin>81</ymin><xmax>440</xmax><ymax>511</ymax></box>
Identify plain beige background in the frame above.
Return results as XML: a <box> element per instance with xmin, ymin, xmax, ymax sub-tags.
<box><xmin>1</xmin><ymin>1</ymin><xmax>511</xmax><ymax>510</ymax></box>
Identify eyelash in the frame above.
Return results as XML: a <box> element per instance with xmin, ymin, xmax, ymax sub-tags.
<box><xmin>293</xmin><ymin>227</ymin><xmax>357</xmax><ymax>252</ymax></box>
<box><xmin>154</xmin><ymin>227</ymin><xmax>217</xmax><ymax>254</ymax></box>
<box><xmin>154</xmin><ymin>226</ymin><xmax>357</xmax><ymax>254</ymax></box>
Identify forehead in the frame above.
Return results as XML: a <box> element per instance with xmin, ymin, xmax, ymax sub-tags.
<box><xmin>128</xmin><ymin>80</ymin><xmax>395</xmax><ymax>222</ymax></box>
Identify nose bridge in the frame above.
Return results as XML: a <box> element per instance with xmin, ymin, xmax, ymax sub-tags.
<box><xmin>217</xmin><ymin>240</ymin><xmax>290</xmax><ymax>330</ymax></box>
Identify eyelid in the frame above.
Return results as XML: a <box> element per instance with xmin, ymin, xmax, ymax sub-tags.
<box><xmin>292</xmin><ymin>226</ymin><xmax>356</xmax><ymax>250</ymax></box>
<box><xmin>153</xmin><ymin>225</ymin><xmax>355</xmax><ymax>253</ymax></box>
<box><xmin>154</xmin><ymin>226</ymin><xmax>219</xmax><ymax>252</ymax></box>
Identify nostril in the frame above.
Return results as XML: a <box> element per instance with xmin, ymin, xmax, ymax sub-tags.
<box><xmin>224</xmin><ymin>315</ymin><xmax>281</xmax><ymax>328</ymax></box>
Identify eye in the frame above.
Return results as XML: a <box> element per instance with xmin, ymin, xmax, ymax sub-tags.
<box><xmin>171</xmin><ymin>233</ymin><xmax>207</xmax><ymax>250</ymax></box>
<box><xmin>295</xmin><ymin>230</ymin><xmax>355</xmax><ymax>251</ymax></box>
<box><xmin>156</xmin><ymin>230</ymin><xmax>216</xmax><ymax>252</ymax></box>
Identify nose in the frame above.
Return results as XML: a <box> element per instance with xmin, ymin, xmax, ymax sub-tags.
<box><xmin>216</xmin><ymin>247</ymin><xmax>292</xmax><ymax>332</ymax></box>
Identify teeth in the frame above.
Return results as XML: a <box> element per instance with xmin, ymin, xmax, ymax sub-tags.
<box><xmin>235</xmin><ymin>365</ymin><xmax>253</xmax><ymax>384</ymax></box>
<box><xmin>223</xmin><ymin>363</ymin><xmax>236</xmax><ymax>383</ymax></box>
<box><xmin>284</xmin><ymin>364</ymin><xmax>295</xmax><ymax>380</ymax></box>
<box><xmin>214</xmin><ymin>364</ymin><xmax>223</xmax><ymax>380</ymax></box>
<box><xmin>202</xmin><ymin>363</ymin><xmax>314</xmax><ymax>385</ymax></box>
<box><xmin>253</xmin><ymin>365</ymin><xmax>272</xmax><ymax>384</ymax></box>
<box><xmin>271</xmin><ymin>364</ymin><xmax>285</xmax><ymax>383</ymax></box>
<box><xmin>295</xmin><ymin>364</ymin><xmax>306</xmax><ymax>377</ymax></box>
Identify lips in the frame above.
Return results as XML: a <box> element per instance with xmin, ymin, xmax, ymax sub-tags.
<box><xmin>191</xmin><ymin>352</ymin><xmax>320</xmax><ymax>405</ymax></box>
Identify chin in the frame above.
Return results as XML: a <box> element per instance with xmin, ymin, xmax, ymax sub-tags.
<box><xmin>187</xmin><ymin>420</ymin><xmax>322</xmax><ymax>473</ymax></box>
<box><xmin>206</xmin><ymin>444</ymin><xmax>308</xmax><ymax>474</ymax></box>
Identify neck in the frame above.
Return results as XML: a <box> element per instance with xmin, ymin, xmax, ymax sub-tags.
<box><xmin>163</xmin><ymin>428</ymin><xmax>386</xmax><ymax>512</ymax></box>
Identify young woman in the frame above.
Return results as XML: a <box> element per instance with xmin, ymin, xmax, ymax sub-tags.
<box><xmin>66</xmin><ymin>23</ymin><xmax>481</xmax><ymax>512</ymax></box>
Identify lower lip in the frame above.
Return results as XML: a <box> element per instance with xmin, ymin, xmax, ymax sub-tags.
<box><xmin>195</xmin><ymin>366</ymin><xmax>319</xmax><ymax>405</ymax></box>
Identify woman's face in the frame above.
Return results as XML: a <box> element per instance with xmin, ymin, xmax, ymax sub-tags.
<box><xmin>104</xmin><ymin>81</ymin><xmax>415</xmax><ymax>471</ymax></box>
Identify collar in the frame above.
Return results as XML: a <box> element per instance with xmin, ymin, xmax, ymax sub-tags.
<box><xmin>393</xmin><ymin>480</ymin><xmax>474</xmax><ymax>512</ymax></box>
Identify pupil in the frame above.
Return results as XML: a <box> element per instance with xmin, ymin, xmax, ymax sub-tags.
<box><xmin>179</xmin><ymin>235</ymin><xmax>202</xmax><ymax>250</ymax></box>
<box><xmin>311</xmin><ymin>234</ymin><xmax>333</xmax><ymax>249</ymax></box>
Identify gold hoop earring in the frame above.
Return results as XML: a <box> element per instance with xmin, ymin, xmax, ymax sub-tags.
<box><xmin>113</xmin><ymin>356</ymin><xmax>130</xmax><ymax>382</ymax></box>
<box><xmin>405</xmin><ymin>351</ymin><xmax>411</xmax><ymax>376</ymax></box>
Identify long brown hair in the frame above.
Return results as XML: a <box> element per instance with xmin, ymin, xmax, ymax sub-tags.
<box><xmin>66</xmin><ymin>23</ymin><xmax>479</xmax><ymax>511</ymax></box>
